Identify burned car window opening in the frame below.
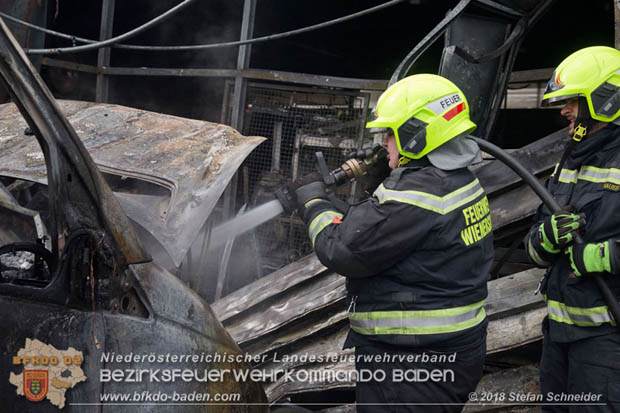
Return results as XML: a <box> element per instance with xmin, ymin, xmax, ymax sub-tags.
<box><xmin>100</xmin><ymin>171</ymin><xmax>172</xmax><ymax>221</ymax></box>
<box><xmin>0</xmin><ymin>175</ymin><xmax>54</xmax><ymax>287</ymax></box>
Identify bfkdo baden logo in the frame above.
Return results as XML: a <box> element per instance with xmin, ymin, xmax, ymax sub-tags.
<box><xmin>24</xmin><ymin>370</ymin><xmax>49</xmax><ymax>402</ymax></box>
<box><xmin>9</xmin><ymin>338</ymin><xmax>87</xmax><ymax>409</ymax></box>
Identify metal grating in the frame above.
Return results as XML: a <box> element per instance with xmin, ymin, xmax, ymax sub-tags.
<box><xmin>222</xmin><ymin>81</ymin><xmax>371</xmax><ymax>281</ymax></box>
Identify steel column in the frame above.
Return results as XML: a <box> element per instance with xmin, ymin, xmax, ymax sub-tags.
<box><xmin>230</xmin><ymin>0</ymin><xmax>256</xmax><ymax>132</ymax></box>
<box><xmin>96</xmin><ymin>0</ymin><xmax>115</xmax><ymax>103</ymax></box>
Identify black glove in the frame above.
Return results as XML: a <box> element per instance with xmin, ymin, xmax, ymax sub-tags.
<box><xmin>346</xmin><ymin>144</ymin><xmax>390</xmax><ymax>195</ymax></box>
<box><xmin>293</xmin><ymin>173</ymin><xmax>327</xmax><ymax>211</ymax></box>
<box><xmin>345</xmin><ymin>144</ymin><xmax>383</xmax><ymax>162</ymax></box>
<box><xmin>275</xmin><ymin>172</ymin><xmax>326</xmax><ymax>214</ymax></box>
<box><xmin>538</xmin><ymin>211</ymin><xmax>586</xmax><ymax>253</ymax></box>
<box><xmin>288</xmin><ymin>171</ymin><xmax>322</xmax><ymax>193</ymax></box>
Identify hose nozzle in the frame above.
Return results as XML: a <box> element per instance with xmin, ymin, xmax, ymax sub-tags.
<box><xmin>324</xmin><ymin>145</ymin><xmax>388</xmax><ymax>187</ymax></box>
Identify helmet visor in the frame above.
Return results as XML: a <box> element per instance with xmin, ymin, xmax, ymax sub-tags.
<box><xmin>541</xmin><ymin>93</ymin><xmax>580</xmax><ymax>107</ymax></box>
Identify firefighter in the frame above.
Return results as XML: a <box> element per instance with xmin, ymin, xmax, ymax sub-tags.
<box><xmin>525</xmin><ymin>46</ymin><xmax>620</xmax><ymax>412</ymax></box>
<box><xmin>293</xmin><ymin>74</ymin><xmax>493</xmax><ymax>412</ymax></box>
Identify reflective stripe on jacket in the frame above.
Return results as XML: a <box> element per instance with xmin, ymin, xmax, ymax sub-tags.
<box><xmin>525</xmin><ymin>124</ymin><xmax>620</xmax><ymax>342</ymax></box>
<box><xmin>302</xmin><ymin>162</ymin><xmax>493</xmax><ymax>347</ymax></box>
<box><xmin>349</xmin><ymin>300</ymin><xmax>486</xmax><ymax>335</ymax></box>
<box><xmin>545</xmin><ymin>295</ymin><xmax>616</xmax><ymax>327</ymax></box>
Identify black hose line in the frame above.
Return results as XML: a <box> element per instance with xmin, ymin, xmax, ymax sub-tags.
<box><xmin>470</xmin><ymin>135</ymin><xmax>620</xmax><ymax>330</ymax></box>
<box><xmin>14</xmin><ymin>0</ymin><xmax>406</xmax><ymax>54</ymax></box>
<box><xmin>26</xmin><ymin>0</ymin><xmax>199</xmax><ymax>55</ymax></box>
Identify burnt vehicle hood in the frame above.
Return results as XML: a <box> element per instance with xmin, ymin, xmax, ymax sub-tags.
<box><xmin>0</xmin><ymin>100</ymin><xmax>265</xmax><ymax>268</ymax></box>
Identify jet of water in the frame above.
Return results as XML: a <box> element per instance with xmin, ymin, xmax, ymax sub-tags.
<box><xmin>208</xmin><ymin>198</ymin><xmax>284</xmax><ymax>249</ymax></box>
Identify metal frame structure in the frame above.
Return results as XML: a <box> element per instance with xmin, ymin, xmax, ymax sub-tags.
<box><xmin>38</xmin><ymin>0</ymin><xmax>388</xmax><ymax>105</ymax></box>
<box><xmin>36</xmin><ymin>0</ymin><xmax>557</xmax><ymax>108</ymax></box>
<box><xmin>216</xmin><ymin>79</ymin><xmax>371</xmax><ymax>287</ymax></box>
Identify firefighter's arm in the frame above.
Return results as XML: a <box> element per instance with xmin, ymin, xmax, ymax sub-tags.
<box><xmin>298</xmin><ymin>185</ymin><xmax>430</xmax><ymax>279</ymax></box>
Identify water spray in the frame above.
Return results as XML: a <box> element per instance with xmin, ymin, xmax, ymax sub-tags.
<box><xmin>209</xmin><ymin>146</ymin><xmax>387</xmax><ymax>249</ymax></box>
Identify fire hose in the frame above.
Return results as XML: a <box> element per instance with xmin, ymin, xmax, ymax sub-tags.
<box><xmin>470</xmin><ymin>136</ymin><xmax>620</xmax><ymax>331</ymax></box>
<box><xmin>274</xmin><ymin>137</ymin><xmax>620</xmax><ymax>331</ymax></box>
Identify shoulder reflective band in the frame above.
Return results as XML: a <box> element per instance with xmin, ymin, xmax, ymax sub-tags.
<box><xmin>373</xmin><ymin>178</ymin><xmax>484</xmax><ymax>215</ymax></box>
<box><xmin>349</xmin><ymin>300</ymin><xmax>486</xmax><ymax>335</ymax></box>
<box><xmin>545</xmin><ymin>297</ymin><xmax>616</xmax><ymax>327</ymax></box>
<box><xmin>556</xmin><ymin>166</ymin><xmax>620</xmax><ymax>185</ymax></box>
<box><xmin>308</xmin><ymin>210</ymin><xmax>343</xmax><ymax>247</ymax></box>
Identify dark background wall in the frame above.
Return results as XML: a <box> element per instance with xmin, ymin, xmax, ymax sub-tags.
<box><xmin>4</xmin><ymin>0</ymin><xmax>616</xmax><ymax>145</ymax></box>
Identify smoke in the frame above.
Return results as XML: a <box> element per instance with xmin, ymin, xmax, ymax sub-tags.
<box><xmin>111</xmin><ymin>0</ymin><xmax>243</xmax><ymax>123</ymax></box>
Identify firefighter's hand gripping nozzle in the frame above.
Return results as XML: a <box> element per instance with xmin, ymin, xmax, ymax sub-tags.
<box><xmin>275</xmin><ymin>145</ymin><xmax>388</xmax><ymax>214</ymax></box>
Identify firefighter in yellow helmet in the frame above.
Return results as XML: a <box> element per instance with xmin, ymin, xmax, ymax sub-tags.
<box><xmin>293</xmin><ymin>74</ymin><xmax>493</xmax><ymax>411</ymax></box>
<box><xmin>525</xmin><ymin>46</ymin><xmax>620</xmax><ymax>411</ymax></box>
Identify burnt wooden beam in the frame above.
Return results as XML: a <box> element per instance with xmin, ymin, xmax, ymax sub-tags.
<box><xmin>487</xmin><ymin>307</ymin><xmax>546</xmax><ymax>354</ymax></box>
<box><xmin>486</xmin><ymin>268</ymin><xmax>544</xmax><ymax>319</ymax></box>
<box><xmin>489</xmin><ymin>184</ymin><xmax>542</xmax><ymax>231</ymax></box>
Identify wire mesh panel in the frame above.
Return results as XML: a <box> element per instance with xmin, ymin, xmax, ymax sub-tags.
<box><xmin>222</xmin><ymin>81</ymin><xmax>371</xmax><ymax>281</ymax></box>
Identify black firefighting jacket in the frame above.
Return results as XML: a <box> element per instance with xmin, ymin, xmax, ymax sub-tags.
<box><xmin>525</xmin><ymin>124</ymin><xmax>620</xmax><ymax>342</ymax></box>
<box><xmin>302</xmin><ymin>161</ymin><xmax>493</xmax><ymax>347</ymax></box>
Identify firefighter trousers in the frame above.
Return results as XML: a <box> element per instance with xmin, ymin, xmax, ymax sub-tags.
<box><xmin>354</xmin><ymin>329</ymin><xmax>486</xmax><ymax>413</ymax></box>
<box><xmin>540</xmin><ymin>320</ymin><xmax>620</xmax><ymax>413</ymax></box>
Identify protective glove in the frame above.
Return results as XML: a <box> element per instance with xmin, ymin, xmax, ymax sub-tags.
<box><xmin>345</xmin><ymin>144</ymin><xmax>384</xmax><ymax>162</ymax></box>
<box><xmin>293</xmin><ymin>173</ymin><xmax>327</xmax><ymax>211</ymax></box>
<box><xmin>346</xmin><ymin>144</ymin><xmax>390</xmax><ymax>195</ymax></box>
<box><xmin>275</xmin><ymin>172</ymin><xmax>324</xmax><ymax>214</ymax></box>
<box><xmin>538</xmin><ymin>211</ymin><xmax>585</xmax><ymax>253</ymax></box>
<box><xmin>566</xmin><ymin>240</ymin><xmax>618</xmax><ymax>277</ymax></box>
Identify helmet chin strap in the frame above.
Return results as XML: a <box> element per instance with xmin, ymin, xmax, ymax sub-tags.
<box><xmin>398</xmin><ymin>156</ymin><xmax>412</xmax><ymax>167</ymax></box>
<box><xmin>572</xmin><ymin>97</ymin><xmax>596</xmax><ymax>142</ymax></box>
<box><xmin>553</xmin><ymin>97</ymin><xmax>596</xmax><ymax>184</ymax></box>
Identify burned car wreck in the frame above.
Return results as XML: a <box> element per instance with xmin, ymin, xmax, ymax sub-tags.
<box><xmin>0</xmin><ymin>18</ymin><xmax>267</xmax><ymax>411</ymax></box>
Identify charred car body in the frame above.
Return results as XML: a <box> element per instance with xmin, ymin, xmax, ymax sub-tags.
<box><xmin>0</xmin><ymin>18</ymin><xmax>267</xmax><ymax>411</ymax></box>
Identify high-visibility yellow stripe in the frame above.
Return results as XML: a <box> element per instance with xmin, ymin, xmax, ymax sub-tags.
<box><xmin>304</xmin><ymin>198</ymin><xmax>325</xmax><ymax>208</ymax></box>
<box><xmin>579</xmin><ymin>165</ymin><xmax>620</xmax><ymax>184</ymax></box>
<box><xmin>554</xmin><ymin>166</ymin><xmax>620</xmax><ymax>185</ymax></box>
<box><xmin>556</xmin><ymin>168</ymin><xmax>578</xmax><ymax>184</ymax></box>
<box><xmin>373</xmin><ymin>179</ymin><xmax>484</xmax><ymax>215</ymax></box>
<box><xmin>544</xmin><ymin>296</ymin><xmax>616</xmax><ymax>326</ymax></box>
<box><xmin>349</xmin><ymin>300</ymin><xmax>486</xmax><ymax>335</ymax></box>
<box><xmin>307</xmin><ymin>210</ymin><xmax>343</xmax><ymax>247</ymax></box>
